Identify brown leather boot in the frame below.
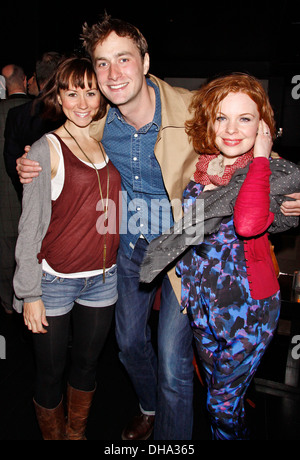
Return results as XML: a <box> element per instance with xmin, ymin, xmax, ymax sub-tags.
<box><xmin>33</xmin><ymin>398</ymin><xmax>66</xmax><ymax>440</ymax></box>
<box><xmin>65</xmin><ymin>384</ymin><xmax>95</xmax><ymax>440</ymax></box>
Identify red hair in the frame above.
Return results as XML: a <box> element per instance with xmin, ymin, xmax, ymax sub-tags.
<box><xmin>185</xmin><ymin>73</ymin><xmax>276</xmax><ymax>154</ymax></box>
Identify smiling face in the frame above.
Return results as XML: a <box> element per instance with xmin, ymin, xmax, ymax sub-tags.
<box><xmin>57</xmin><ymin>74</ymin><xmax>101</xmax><ymax>128</ymax></box>
<box><xmin>92</xmin><ymin>31</ymin><xmax>150</xmax><ymax>109</ymax></box>
<box><xmin>214</xmin><ymin>92</ymin><xmax>260</xmax><ymax>165</ymax></box>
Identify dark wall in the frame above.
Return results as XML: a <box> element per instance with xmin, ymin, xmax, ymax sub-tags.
<box><xmin>1</xmin><ymin>2</ymin><xmax>299</xmax><ymax>161</ymax></box>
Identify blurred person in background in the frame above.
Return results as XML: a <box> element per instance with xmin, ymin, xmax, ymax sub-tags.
<box><xmin>4</xmin><ymin>52</ymin><xmax>63</xmax><ymax>199</ymax></box>
<box><xmin>0</xmin><ymin>64</ymin><xmax>29</xmax><ymax>314</ymax></box>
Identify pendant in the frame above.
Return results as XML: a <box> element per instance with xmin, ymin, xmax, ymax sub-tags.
<box><xmin>104</xmin><ymin>207</ymin><xmax>108</xmax><ymax>227</ymax></box>
<box><xmin>103</xmin><ymin>243</ymin><xmax>106</xmax><ymax>283</ymax></box>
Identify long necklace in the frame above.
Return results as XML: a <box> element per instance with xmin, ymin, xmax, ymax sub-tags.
<box><xmin>63</xmin><ymin>124</ymin><xmax>109</xmax><ymax>282</ymax></box>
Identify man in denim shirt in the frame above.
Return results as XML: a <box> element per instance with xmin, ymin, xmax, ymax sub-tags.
<box><xmin>84</xmin><ymin>15</ymin><xmax>197</xmax><ymax>440</ymax></box>
<box><xmin>17</xmin><ymin>16</ymin><xmax>198</xmax><ymax>440</ymax></box>
<box><xmin>102</xmin><ymin>79</ymin><xmax>174</xmax><ymax>251</ymax></box>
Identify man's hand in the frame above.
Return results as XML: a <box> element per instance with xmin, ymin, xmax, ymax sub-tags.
<box><xmin>16</xmin><ymin>146</ymin><xmax>42</xmax><ymax>184</ymax></box>
<box><xmin>281</xmin><ymin>193</ymin><xmax>300</xmax><ymax>216</ymax></box>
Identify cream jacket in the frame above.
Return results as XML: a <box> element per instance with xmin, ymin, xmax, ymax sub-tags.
<box><xmin>89</xmin><ymin>74</ymin><xmax>198</xmax><ymax>301</ymax></box>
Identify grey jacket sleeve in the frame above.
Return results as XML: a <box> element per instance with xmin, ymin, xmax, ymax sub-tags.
<box><xmin>268</xmin><ymin>159</ymin><xmax>300</xmax><ymax>234</ymax></box>
<box><xmin>13</xmin><ymin>135</ymin><xmax>52</xmax><ymax>312</ymax></box>
<box><xmin>139</xmin><ymin>159</ymin><xmax>300</xmax><ymax>284</ymax></box>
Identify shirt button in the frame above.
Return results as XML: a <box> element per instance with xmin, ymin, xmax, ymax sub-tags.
<box><xmin>133</xmin><ymin>157</ymin><xmax>137</xmax><ymax>161</ymax></box>
<box><xmin>135</xmin><ymin>175</ymin><xmax>139</xmax><ymax>180</ymax></box>
<box><xmin>134</xmin><ymin>133</ymin><xmax>138</xmax><ymax>138</ymax></box>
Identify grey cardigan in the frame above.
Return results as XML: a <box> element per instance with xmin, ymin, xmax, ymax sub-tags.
<box><xmin>13</xmin><ymin>135</ymin><xmax>52</xmax><ymax>313</ymax></box>
<box><xmin>140</xmin><ymin>158</ymin><xmax>300</xmax><ymax>284</ymax></box>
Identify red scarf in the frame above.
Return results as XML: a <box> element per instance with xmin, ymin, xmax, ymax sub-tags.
<box><xmin>193</xmin><ymin>149</ymin><xmax>254</xmax><ymax>186</ymax></box>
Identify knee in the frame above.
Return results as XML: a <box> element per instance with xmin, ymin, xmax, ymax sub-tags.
<box><xmin>159</xmin><ymin>343</ymin><xmax>194</xmax><ymax>390</ymax></box>
<box><xmin>115</xmin><ymin>326</ymin><xmax>147</xmax><ymax>361</ymax></box>
<box><xmin>159</xmin><ymin>322</ymin><xmax>193</xmax><ymax>368</ymax></box>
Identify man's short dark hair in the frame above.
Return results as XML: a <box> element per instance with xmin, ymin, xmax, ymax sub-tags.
<box><xmin>81</xmin><ymin>13</ymin><xmax>149</xmax><ymax>62</ymax></box>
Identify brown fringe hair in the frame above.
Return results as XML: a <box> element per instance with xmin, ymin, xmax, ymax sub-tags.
<box><xmin>40</xmin><ymin>56</ymin><xmax>107</xmax><ymax>122</ymax></box>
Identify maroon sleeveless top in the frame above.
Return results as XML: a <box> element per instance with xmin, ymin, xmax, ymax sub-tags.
<box><xmin>38</xmin><ymin>135</ymin><xmax>120</xmax><ymax>273</ymax></box>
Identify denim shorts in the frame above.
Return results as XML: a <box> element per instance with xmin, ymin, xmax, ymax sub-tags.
<box><xmin>41</xmin><ymin>266</ymin><xmax>118</xmax><ymax>317</ymax></box>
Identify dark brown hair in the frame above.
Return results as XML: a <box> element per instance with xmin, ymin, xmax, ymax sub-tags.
<box><xmin>40</xmin><ymin>56</ymin><xmax>106</xmax><ymax>121</ymax></box>
<box><xmin>186</xmin><ymin>73</ymin><xmax>276</xmax><ymax>154</ymax></box>
<box><xmin>81</xmin><ymin>13</ymin><xmax>148</xmax><ymax>62</ymax></box>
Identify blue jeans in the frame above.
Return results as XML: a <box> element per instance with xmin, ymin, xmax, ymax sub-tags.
<box><xmin>115</xmin><ymin>238</ymin><xmax>194</xmax><ymax>440</ymax></box>
<box><xmin>41</xmin><ymin>266</ymin><xmax>118</xmax><ymax>316</ymax></box>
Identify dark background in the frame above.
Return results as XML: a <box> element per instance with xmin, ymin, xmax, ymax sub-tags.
<box><xmin>1</xmin><ymin>1</ymin><xmax>300</xmax><ymax>161</ymax></box>
<box><xmin>1</xmin><ymin>2</ymin><xmax>299</xmax><ymax>76</ymax></box>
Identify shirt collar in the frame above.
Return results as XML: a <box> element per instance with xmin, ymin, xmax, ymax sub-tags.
<box><xmin>106</xmin><ymin>78</ymin><xmax>161</xmax><ymax>132</ymax></box>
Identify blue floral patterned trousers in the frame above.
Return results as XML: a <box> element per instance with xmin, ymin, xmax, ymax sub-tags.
<box><xmin>193</xmin><ymin>290</ymin><xmax>280</xmax><ymax>440</ymax></box>
<box><xmin>177</xmin><ymin>219</ymin><xmax>280</xmax><ymax>440</ymax></box>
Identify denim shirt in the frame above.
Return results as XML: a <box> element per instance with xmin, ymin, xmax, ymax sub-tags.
<box><xmin>102</xmin><ymin>79</ymin><xmax>174</xmax><ymax>258</ymax></box>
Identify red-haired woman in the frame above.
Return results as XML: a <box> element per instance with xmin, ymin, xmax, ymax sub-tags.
<box><xmin>177</xmin><ymin>73</ymin><xmax>300</xmax><ymax>439</ymax></box>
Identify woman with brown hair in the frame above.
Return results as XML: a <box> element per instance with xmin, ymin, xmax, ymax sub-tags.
<box><xmin>13</xmin><ymin>56</ymin><xmax>121</xmax><ymax>440</ymax></box>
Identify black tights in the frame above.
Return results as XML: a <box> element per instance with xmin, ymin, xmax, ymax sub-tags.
<box><xmin>32</xmin><ymin>303</ymin><xmax>114</xmax><ymax>409</ymax></box>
